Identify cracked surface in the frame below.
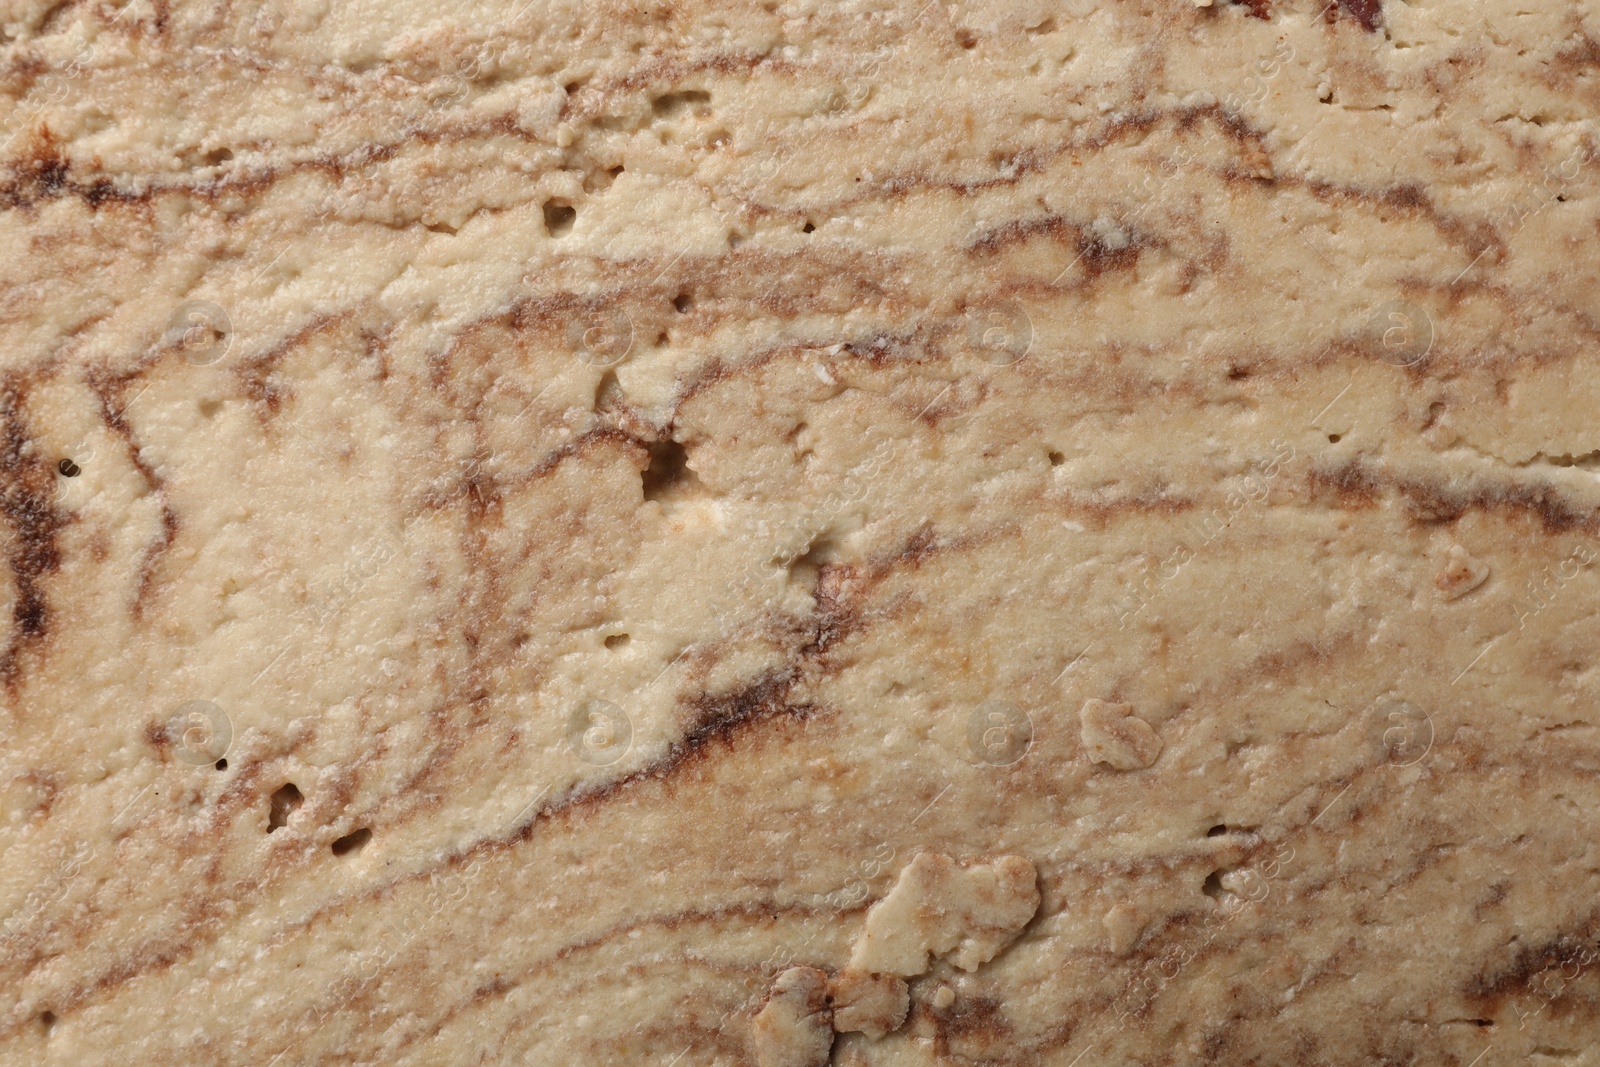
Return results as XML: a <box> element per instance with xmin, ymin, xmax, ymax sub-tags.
<box><xmin>752</xmin><ymin>966</ymin><xmax>833</xmax><ymax>1067</ymax></box>
<box><xmin>827</xmin><ymin>968</ymin><xmax>909</xmax><ymax>1042</ymax></box>
<box><xmin>2</xmin><ymin>0</ymin><xmax>1600</xmax><ymax>1064</ymax></box>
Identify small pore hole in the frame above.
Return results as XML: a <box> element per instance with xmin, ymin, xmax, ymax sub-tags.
<box><xmin>331</xmin><ymin>827</ymin><xmax>372</xmax><ymax>857</ymax></box>
<box><xmin>652</xmin><ymin>89</ymin><xmax>711</xmax><ymax>117</ymax></box>
<box><xmin>40</xmin><ymin>1011</ymin><xmax>56</xmax><ymax>1034</ymax></box>
<box><xmin>672</xmin><ymin>293</ymin><xmax>693</xmax><ymax>313</ymax></box>
<box><xmin>956</xmin><ymin>28</ymin><xmax>978</xmax><ymax>48</ymax></box>
<box><xmin>802</xmin><ymin>221</ymin><xmax>815</xmax><ymax>234</ymax></box>
<box><xmin>1202</xmin><ymin>871</ymin><xmax>1226</xmax><ymax>899</ymax></box>
<box><xmin>1328</xmin><ymin>434</ymin><xmax>1341</xmax><ymax>443</ymax></box>
<box><xmin>1206</xmin><ymin>824</ymin><xmax>1228</xmax><ymax>837</ymax></box>
<box><xmin>583</xmin><ymin>165</ymin><xmax>624</xmax><ymax>193</ymax></box>
<box><xmin>267</xmin><ymin>783</ymin><xmax>303</xmax><ymax>833</ymax></box>
<box><xmin>57</xmin><ymin>458</ymin><xmax>80</xmax><ymax>477</ymax></box>
<box><xmin>214</xmin><ymin>759</ymin><xmax>227</xmax><ymax>771</ymax></box>
<box><xmin>202</xmin><ymin>147</ymin><xmax>233</xmax><ymax>165</ymax></box>
<box><xmin>641</xmin><ymin>439</ymin><xmax>700</xmax><ymax>501</ymax></box>
<box><xmin>787</xmin><ymin>532</ymin><xmax>839</xmax><ymax>587</ymax></box>
<box><xmin>604</xmin><ymin>633</ymin><xmax>630</xmax><ymax>650</ymax></box>
<box><xmin>543</xmin><ymin>200</ymin><xmax>577</xmax><ymax>238</ymax></box>
<box><xmin>1047</xmin><ymin>450</ymin><xmax>1065</xmax><ymax>466</ymax></box>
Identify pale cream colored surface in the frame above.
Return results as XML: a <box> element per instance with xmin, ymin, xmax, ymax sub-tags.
<box><xmin>3</xmin><ymin>0</ymin><xmax>1600</xmax><ymax>1064</ymax></box>
<box><xmin>848</xmin><ymin>854</ymin><xmax>1038</xmax><ymax>977</ymax></box>
<box><xmin>1079</xmin><ymin>699</ymin><xmax>1164</xmax><ymax>770</ymax></box>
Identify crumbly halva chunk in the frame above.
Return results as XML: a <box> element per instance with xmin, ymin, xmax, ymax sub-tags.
<box><xmin>849</xmin><ymin>853</ymin><xmax>1040</xmax><ymax>976</ymax></box>
<box><xmin>827</xmin><ymin>968</ymin><xmax>909</xmax><ymax>1040</ymax></box>
<box><xmin>752</xmin><ymin>967</ymin><xmax>834</xmax><ymax>1067</ymax></box>
<box><xmin>1079</xmin><ymin>699</ymin><xmax>1164</xmax><ymax>771</ymax></box>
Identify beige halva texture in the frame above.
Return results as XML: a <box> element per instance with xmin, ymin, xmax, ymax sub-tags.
<box><xmin>4</xmin><ymin>0</ymin><xmax>1600</xmax><ymax>1063</ymax></box>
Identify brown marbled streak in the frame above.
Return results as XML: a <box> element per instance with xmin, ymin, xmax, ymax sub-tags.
<box><xmin>0</xmin><ymin>377</ymin><xmax>63</xmax><ymax>687</ymax></box>
<box><xmin>3</xmin><ymin>617</ymin><xmax>1587</xmax><ymax>1062</ymax></box>
<box><xmin>1308</xmin><ymin>457</ymin><xmax>1599</xmax><ymax>532</ymax></box>
<box><xmin>1</xmin><ymin>511</ymin><xmax>1034</xmax><ymax>1016</ymax></box>
<box><xmin>83</xmin><ymin>369</ymin><xmax>180</xmax><ymax>617</ymax></box>
<box><xmin>0</xmin><ymin>450</ymin><xmax>1572</xmax><ymax>1035</ymax></box>
<box><xmin>377</xmin><ymin>901</ymin><xmax>868</xmax><ymax>1059</ymax></box>
<box><xmin>1337</xmin><ymin>0</ymin><xmax>1385</xmax><ymax>31</ymax></box>
<box><xmin>3</xmin><ymin>2</ymin><xmax>1600</xmax><ymax>1066</ymax></box>
<box><xmin>1016</xmin><ymin>783</ymin><xmax>1595</xmax><ymax>1064</ymax></box>
<box><xmin>0</xmin><ymin>560</ymin><xmax>825</xmax><ymax>1027</ymax></box>
<box><xmin>0</xmin><ymin>92</ymin><xmax>1514</xmax><ymax>305</ymax></box>
<box><xmin>0</xmin><ymin>122</ymin><xmax>1579</xmax><ymax>467</ymax></box>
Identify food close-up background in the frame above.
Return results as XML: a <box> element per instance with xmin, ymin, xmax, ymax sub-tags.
<box><xmin>2</xmin><ymin>0</ymin><xmax>1600</xmax><ymax>1064</ymax></box>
